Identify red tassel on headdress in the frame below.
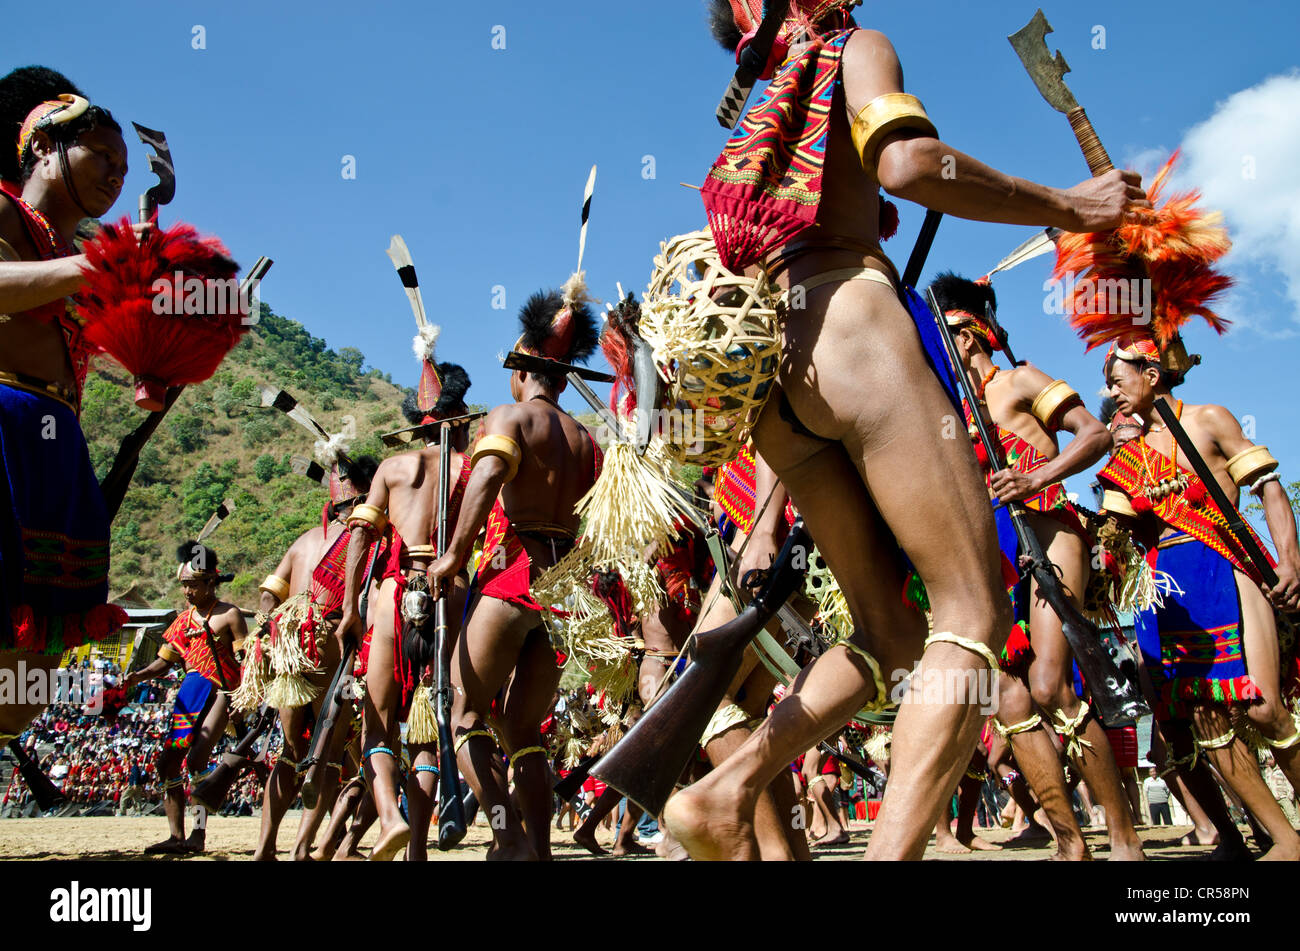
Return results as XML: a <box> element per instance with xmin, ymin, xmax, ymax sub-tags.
<box><xmin>76</xmin><ymin>217</ymin><xmax>245</xmax><ymax>410</ymax></box>
<box><xmin>1053</xmin><ymin>153</ymin><xmax>1233</xmax><ymax>353</ymax></box>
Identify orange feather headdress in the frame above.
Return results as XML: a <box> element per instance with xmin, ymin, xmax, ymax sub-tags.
<box><xmin>1052</xmin><ymin>152</ymin><xmax>1233</xmax><ymax>376</ymax></box>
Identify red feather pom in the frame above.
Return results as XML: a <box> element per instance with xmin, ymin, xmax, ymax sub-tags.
<box><xmin>1182</xmin><ymin>479</ymin><xmax>1208</xmax><ymax>509</ymax></box>
<box><xmin>1052</xmin><ymin>153</ymin><xmax>1233</xmax><ymax>353</ymax></box>
<box><xmin>76</xmin><ymin>217</ymin><xmax>245</xmax><ymax>410</ymax></box>
<box><xmin>878</xmin><ymin>196</ymin><xmax>899</xmax><ymax>242</ymax></box>
<box><xmin>1131</xmin><ymin>495</ymin><xmax>1153</xmax><ymax>515</ymax></box>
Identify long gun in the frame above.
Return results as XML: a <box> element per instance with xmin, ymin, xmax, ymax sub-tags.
<box><xmin>433</xmin><ymin>420</ymin><xmax>468</xmax><ymax>849</ymax></box>
<box><xmin>593</xmin><ymin>518</ymin><xmax>813</xmax><ymax>816</ymax></box>
<box><xmin>925</xmin><ymin>287</ymin><xmax>1148</xmax><ymax>725</ymax></box>
<box><xmin>190</xmin><ymin>705</ymin><xmax>277</xmax><ymax>812</ymax></box>
<box><xmin>299</xmin><ymin>535</ymin><xmax>380</xmax><ymax>809</ymax></box>
<box><xmin>6</xmin><ymin>740</ymin><xmax>67</xmax><ymax>812</ymax></box>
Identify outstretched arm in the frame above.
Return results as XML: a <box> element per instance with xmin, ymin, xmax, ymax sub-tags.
<box><xmin>841</xmin><ymin>30</ymin><xmax>1149</xmax><ymax>233</ymax></box>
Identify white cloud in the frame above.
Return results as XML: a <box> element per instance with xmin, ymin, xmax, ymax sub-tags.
<box><xmin>1174</xmin><ymin>71</ymin><xmax>1300</xmax><ymax>336</ymax></box>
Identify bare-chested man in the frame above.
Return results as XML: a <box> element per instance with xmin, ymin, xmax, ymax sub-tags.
<box><xmin>338</xmin><ymin>362</ymin><xmax>475</xmax><ymax>861</ymax></box>
<box><xmin>664</xmin><ymin>1</ymin><xmax>1145</xmax><ymax>860</ymax></box>
<box><xmin>933</xmin><ymin>272</ymin><xmax>1144</xmax><ymax>860</ymax></box>
<box><xmin>1101</xmin><ymin>336</ymin><xmax>1300</xmax><ymax>859</ymax></box>
<box><xmin>429</xmin><ymin>288</ymin><xmax>601</xmax><ymax>861</ymax></box>
<box><xmin>122</xmin><ymin>543</ymin><xmax>248</xmax><ymax>854</ymax></box>
<box><xmin>249</xmin><ymin>453</ymin><xmax>377</xmax><ymax>861</ymax></box>
<box><xmin>0</xmin><ymin>69</ymin><xmax>135</xmax><ymax>747</ymax></box>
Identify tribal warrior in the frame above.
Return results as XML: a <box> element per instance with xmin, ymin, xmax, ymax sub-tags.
<box><xmin>664</xmin><ymin>0</ymin><xmax>1146</xmax><ymax>860</ymax></box>
<box><xmin>121</xmin><ymin>542</ymin><xmax>248</xmax><ymax>854</ymax></box>
<box><xmin>429</xmin><ymin>287</ymin><xmax>602</xmax><ymax>861</ymax></box>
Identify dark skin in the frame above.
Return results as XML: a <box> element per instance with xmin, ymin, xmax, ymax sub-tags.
<box><xmin>1106</xmin><ymin>359</ymin><xmax>1300</xmax><ymax>859</ymax></box>
<box><xmin>121</xmin><ymin>575</ymin><xmax>247</xmax><ymax>851</ymax></box>
<box><xmin>252</xmin><ymin>490</ymin><xmax>368</xmax><ymax>861</ymax></box>
<box><xmin>338</xmin><ymin>425</ymin><xmax>471</xmax><ymax>861</ymax></box>
<box><xmin>665</xmin><ymin>24</ymin><xmax>1147</xmax><ymax>862</ymax></box>
<box><xmin>955</xmin><ymin>329</ymin><xmax>1143</xmax><ymax>860</ymax></box>
<box><xmin>0</xmin><ymin>122</ymin><xmax>147</xmax><ymax>741</ymax></box>
<box><xmin>428</xmin><ymin>371</ymin><xmax>597</xmax><ymax>861</ymax></box>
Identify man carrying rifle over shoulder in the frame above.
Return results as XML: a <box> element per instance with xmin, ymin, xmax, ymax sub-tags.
<box><xmin>337</xmin><ymin>353</ymin><xmax>476</xmax><ymax>861</ymax></box>
<box><xmin>931</xmin><ymin>272</ymin><xmax>1143</xmax><ymax>860</ymax></box>
<box><xmin>247</xmin><ymin>451</ymin><xmax>378</xmax><ymax>861</ymax></box>
<box><xmin>663</xmin><ymin>0</ymin><xmax>1145</xmax><ymax>860</ymax></box>
<box><xmin>1101</xmin><ymin>332</ymin><xmax>1300</xmax><ymax>859</ymax></box>
<box><xmin>121</xmin><ymin>542</ymin><xmax>246</xmax><ymax>854</ymax></box>
<box><xmin>427</xmin><ymin>287</ymin><xmax>602</xmax><ymax>862</ymax></box>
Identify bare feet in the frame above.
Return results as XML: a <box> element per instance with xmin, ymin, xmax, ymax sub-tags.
<box><xmin>1178</xmin><ymin>827</ymin><xmax>1219</xmax><ymax>847</ymax></box>
<box><xmin>573</xmin><ymin>827</ymin><xmax>608</xmax><ymax>856</ymax></box>
<box><xmin>935</xmin><ymin>833</ymin><xmax>972</xmax><ymax>855</ymax></box>
<box><xmin>656</xmin><ymin>828</ymin><xmax>689</xmax><ymax>861</ymax></box>
<box><xmin>1206</xmin><ymin>838</ymin><xmax>1254</xmax><ymax>862</ymax></box>
<box><xmin>1258</xmin><ymin>836</ymin><xmax>1300</xmax><ymax>861</ymax></box>
<box><xmin>957</xmin><ymin>833</ymin><xmax>1002</xmax><ymax>852</ymax></box>
<box><xmin>310</xmin><ymin>844</ymin><xmax>334</xmax><ymax>862</ymax></box>
<box><xmin>485</xmin><ymin>838</ymin><xmax>538</xmax><ymax>861</ymax></box>
<box><xmin>662</xmin><ymin>785</ymin><xmax>759</xmax><ymax>861</ymax></box>
<box><xmin>1004</xmin><ymin>820</ymin><xmax>1051</xmax><ymax>847</ymax></box>
<box><xmin>143</xmin><ymin>836</ymin><xmax>188</xmax><ymax>855</ymax></box>
<box><xmin>812</xmin><ymin>830</ymin><xmax>850</xmax><ymax>849</ymax></box>
<box><xmin>1049</xmin><ymin>836</ymin><xmax>1091</xmax><ymax>861</ymax></box>
<box><xmin>368</xmin><ymin>821</ymin><xmax>411</xmax><ymax>861</ymax></box>
<box><xmin>611</xmin><ymin>839</ymin><xmax>653</xmax><ymax>857</ymax></box>
<box><xmin>1105</xmin><ymin>841</ymin><xmax>1146</xmax><ymax>861</ymax></box>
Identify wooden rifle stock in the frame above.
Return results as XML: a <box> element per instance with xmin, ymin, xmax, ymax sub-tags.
<box><xmin>924</xmin><ymin>288</ymin><xmax>1148</xmax><ymax>725</ymax></box>
<box><xmin>299</xmin><ymin>640</ymin><xmax>357</xmax><ymax>810</ymax></box>
<box><xmin>434</xmin><ymin>421</ymin><xmax>467</xmax><ymax>849</ymax></box>
<box><xmin>593</xmin><ymin>520</ymin><xmax>813</xmax><ymax>816</ymax></box>
<box><xmin>7</xmin><ymin>740</ymin><xmax>67</xmax><ymax>812</ymax></box>
<box><xmin>190</xmin><ymin>705</ymin><xmax>276</xmax><ymax>812</ymax></box>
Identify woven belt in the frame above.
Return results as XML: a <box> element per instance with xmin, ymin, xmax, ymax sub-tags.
<box><xmin>0</xmin><ymin>370</ymin><xmax>77</xmax><ymax>412</ymax></box>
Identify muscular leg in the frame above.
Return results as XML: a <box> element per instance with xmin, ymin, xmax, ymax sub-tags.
<box><xmin>1191</xmin><ymin>704</ymin><xmax>1300</xmax><ymax>861</ymax></box>
<box><xmin>763</xmin><ymin>280</ymin><xmax>1012</xmax><ymax>860</ymax></box>
<box><xmin>997</xmin><ymin>673</ymin><xmax>1088</xmax><ymax>858</ymax></box>
<box><xmin>406</xmin><ymin>744</ymin><xmax>438</xmax><ymax>861</ymax></box>
<box><xmin>499</xmin><ymin>627</ymin><xmax>563</xmax><ymax>860</ymax></box>
<box><xmin>1025</xmin><ymin>517</ymin><xmax>1143</xmax><ymax>859</ymax></box>
<box><xmin>1237</xmin><ymin>576</ymin><xmax>1300</xmax><ymax>793</ymax></box>
<box><xmin>312</xmin><ymin>770</ymin><xmax>364</xmax><ymax>862</ymax></box>
<box><xmin>451</xmin><ymin>594</ymin><xmax>540</xmax><ymax>860</ymax></box>
<box><xmin>1157</xmin><ymin>719</ymin><xmax>1250</xmax><ymax>860</ymax></box>
<box><xmin>254</xmin><ymin>703</ymin><xmax>309</xmax><ymax>861</ymax></box>
<box><xmin>362</xmin><ymin>578</ymin><xmax>409</xmax><ymax>861</ymax></box>
<box><xmin>953</xmin><ymin>748</ymin><xmax>1000</xmax><ymax>851</ymax></box>
<box><xmin>183</xmin><ymin>691</ymin><xmax>230</xmax><ymax>852</ymax></box>
<box><xmin>334</xmin><ymin>785</ymin><xmax>378</xmax><ymax>861</ymax></box>
<box><xmin>292</xmin><ymin>699</ymin><xmax>355</xmax><ymax>860</ymax></box>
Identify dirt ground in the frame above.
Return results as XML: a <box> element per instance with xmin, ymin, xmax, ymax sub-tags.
<box><xmin>0</xmin><ymin>814</ymin><xmax>1235</xmax><ymax>861</ymax></box>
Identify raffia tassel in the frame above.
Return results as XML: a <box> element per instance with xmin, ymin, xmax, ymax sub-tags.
<box><xmin>265</xmin><ymin>673</ymin><xmax>319</xmax><ymax>711</ymax></box>
<box><xmin>592</xmin><ymin>722</ymin><xmax>625</xmax><ymax>755</ymax></box>
<box><xmin>575</xmin><ymin>440</ymin><xmax>694</xmax><ymax>565</ymax></box>
<box><xmin>1117</xmin><ymin>548</ymin><xmax>1182</xmax><ymax>614</ymax></box>
<box><xmin>268</xmin><ymin>602</ymin><xmax>319</xmax><ymax>677</ymax></box>
<box><xmin>862</xmin><ymin>726</ymin><xmax>892</xmax><ymax>766</ymax></box>
<box><xmin>588</xmin><ymin>654</ymin><xmax>638</xmax><ymax>708</ymax></box>
<box><xmin>406</xmin><ymin>685</ymin><xmax>439</xmax><ymax>744</ymax></box>
<box><xmin>563</xmin><ymin>735</ymin><xmax>586</xmax><ymax>770</ymax></box>
<box><xmin>229</xmin><ymin>650</ymin><xmax>269</xmax><ymax>714</ymax></box>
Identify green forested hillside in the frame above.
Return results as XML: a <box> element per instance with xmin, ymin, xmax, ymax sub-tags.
<box><xmin>83</xmin><ymin>306</ymin><xmax>413</xmax><ymax>609</ymax></box>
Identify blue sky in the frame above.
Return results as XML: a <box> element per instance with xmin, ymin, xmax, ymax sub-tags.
<box><xmin>8</xmin><ymin>0</ymin><xmax>1298</xmax><ymax>530</ymax></box>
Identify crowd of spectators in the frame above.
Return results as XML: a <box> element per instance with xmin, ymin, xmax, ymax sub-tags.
<box><xmin>1</xmin><ymin>657</ymin><xmax>283</xmax><ymax>817</ymax></box>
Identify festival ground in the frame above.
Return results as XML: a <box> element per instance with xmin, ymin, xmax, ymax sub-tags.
<box><xmin>0</xmin><ymin>816</ymin><xmax>1256</xmax><ymax>861</ymax></box>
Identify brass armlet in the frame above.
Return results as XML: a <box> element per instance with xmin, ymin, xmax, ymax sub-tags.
<box><xmin>1030</xmin><ymin>379</ymin><xmax>1081</xmax><ymax>430</ymax></box>
<box><xmin>850</xmin><ymin>93</ymin><xmax>937</xmax><ymax>170</ymax></box>
<box><xmin>1225</xmin><ymin>445</ymin><xmax>1278</xmax><ymax>488</ymax></box>
<box><xmin>1101</xmin><ymin>489</ymin><xmax>1137</xmax><ymax>519</ymax></box>
<box><xmin>259</xmin><ymin>574</ymin><xmax>290</xmax><ymax>602</ymax></box>
<box><xmin>347</xmin><ymin>503</ymin><xmax>389</xmax><ymax>535</ymax></box>
<box><xmin>157</xmin><ymin>643</ymin><xmax>183</xmax><ymax>664</ymax></box>
<box><xmin>472</xmin><ymin>434</ymin><xmax>522</xmax><ymax>483</ymax></box>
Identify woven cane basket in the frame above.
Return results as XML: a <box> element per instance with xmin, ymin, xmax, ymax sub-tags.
<box><xmin>640</xmin><ymin>229</ymin><xmax>782</xmax><ymax>467</ymax></box>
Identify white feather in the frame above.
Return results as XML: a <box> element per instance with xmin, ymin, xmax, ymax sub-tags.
<box><xmin>412</xmin><ymin>323</ymin><xmax>441</xmax><ymax>362</ymax></box>
<box><xmin>314</xmin><ymin>415</ymin><xmax>357</xmax><ymax>466</ymax></box>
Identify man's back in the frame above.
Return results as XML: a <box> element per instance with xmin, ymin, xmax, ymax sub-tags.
<box><xmin>378</xmin><ymin>445</ymin><xmax>466</xmax><ymax>554</ymax></box>
<box><xmin>499</xmin><ymin>399</ymin><xmax>596</xmax><ymax>534</ymax></box>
